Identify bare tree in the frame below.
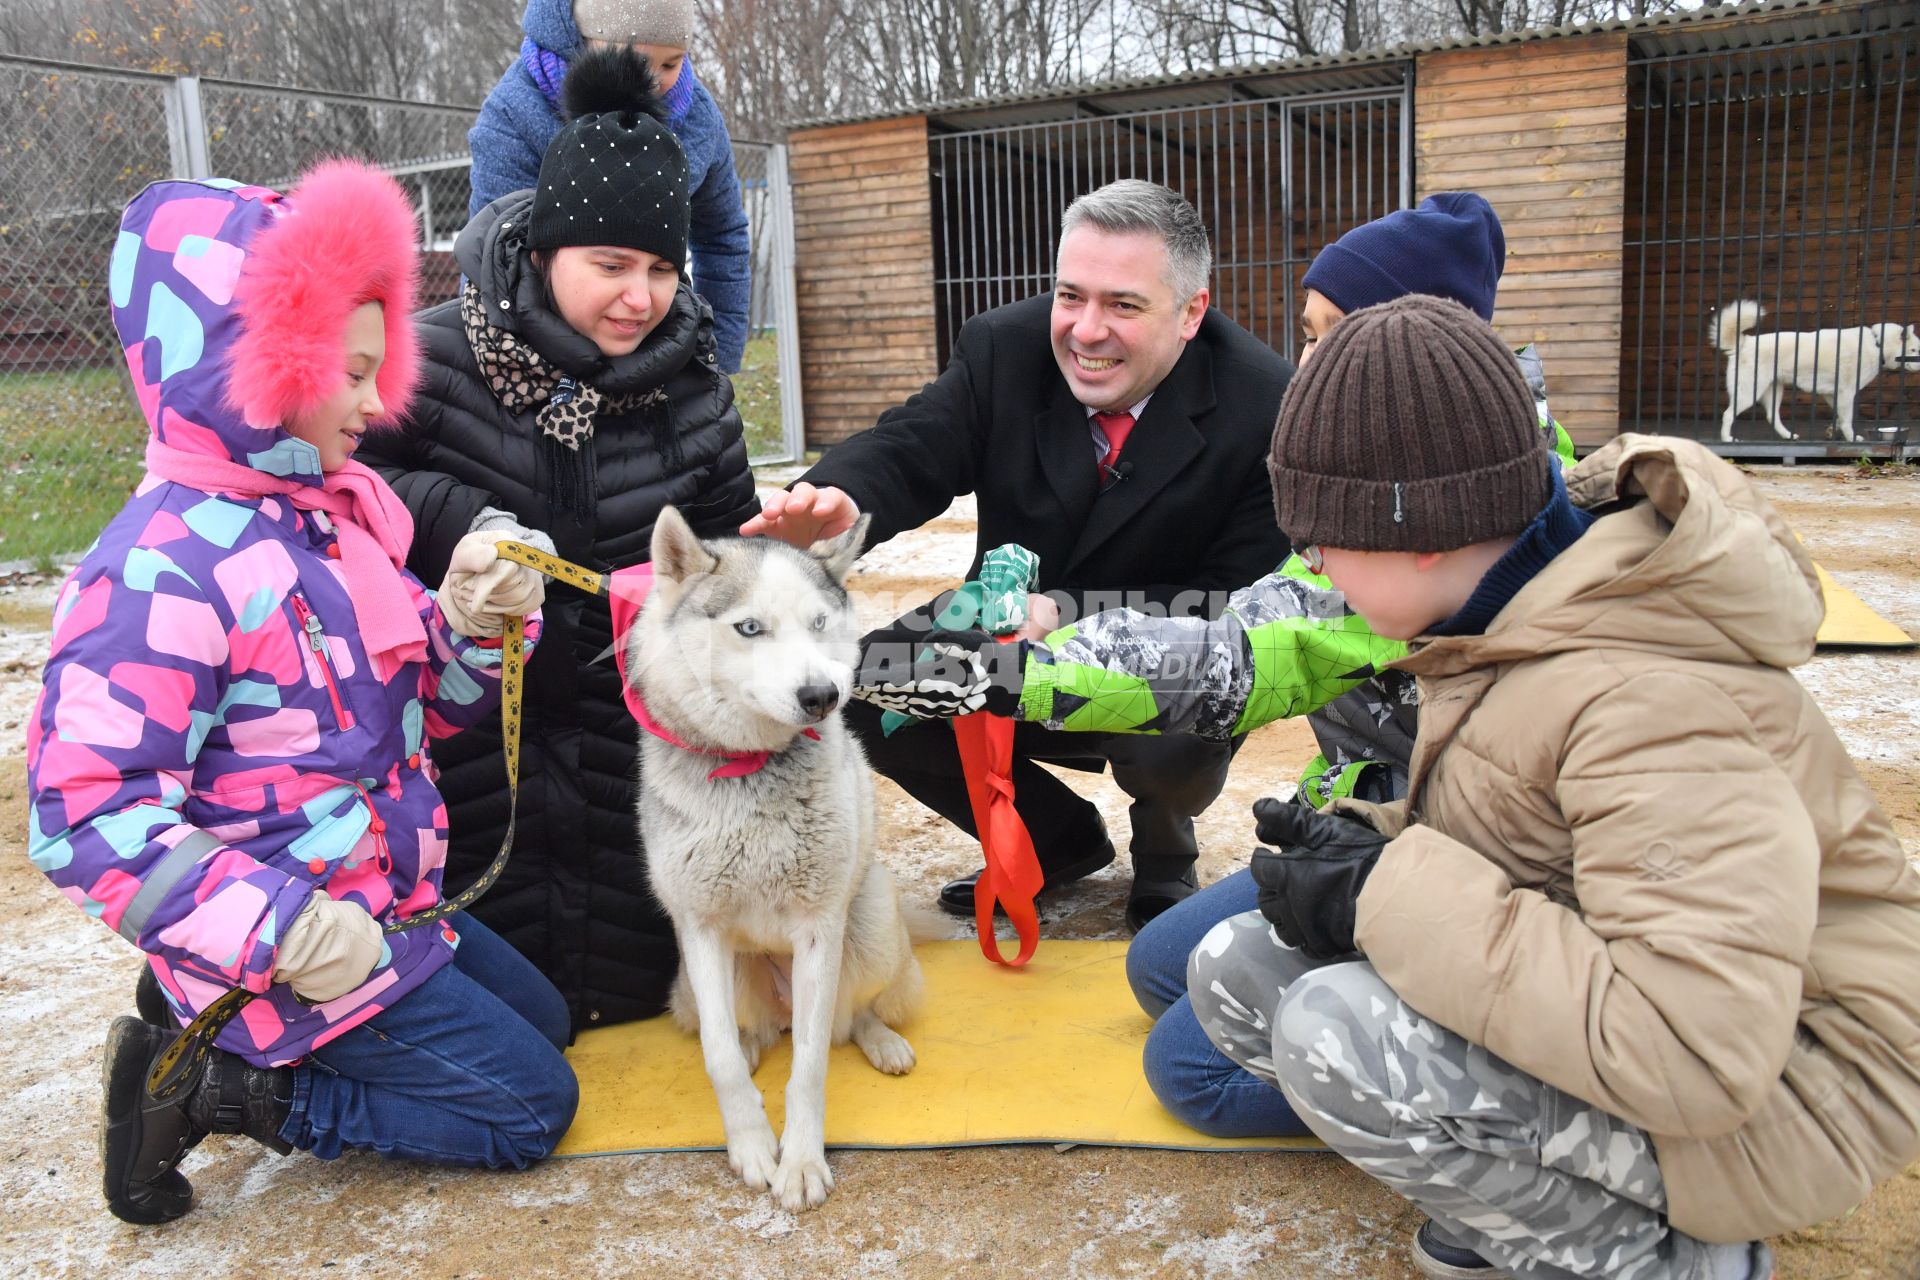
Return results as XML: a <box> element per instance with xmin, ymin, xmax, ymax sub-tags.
<box><xmin>5</xmin><ymin>0</ymin><xmax>1703</xmax><ymax>134</ymax></box>
<box><xmin>1</xmin><ymin>0</ymin><xmax>273</xmax><ymax>76</ymax></box>
<box><xmin>0</xmin><ymin>0</ymin><xmax>518</xmax><ymax>102</ymax></box>
<box><xmin>693</xmin><ymin>0</ymin><xmax>859</xmax><ymax>139</ymax></box>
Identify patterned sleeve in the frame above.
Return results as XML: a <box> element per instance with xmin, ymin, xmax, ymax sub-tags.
<box><xmin>417</xmin><ymin>575</ymin><xmax>541</xmax><ymax>739</ymax></box>
<box><xmin>1015</xmin><ymin>556</ymin><xmax>1407</xmax><ymax>739</ymax></box>
<box><xmin>1549</xmin><ymin>418</ymin><xmax>1577</xmax><ymax>469</ymax></box>
<box><xmin>26</xmin><ymin>562</ymin><xmax>310</xmax><ymax>992</ymax></box>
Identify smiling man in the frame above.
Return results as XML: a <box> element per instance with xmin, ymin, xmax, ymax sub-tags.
<box><xmin>744</xmin><ymin>180</ymin><xmax>1293</xmax><ymax>930</ymax></box>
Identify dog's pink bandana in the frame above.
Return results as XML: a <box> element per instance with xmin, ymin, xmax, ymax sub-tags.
<box><xmin>608</xmin><ymin>563</ymin><xmax>819</xmax><ymax>781</ymax></box>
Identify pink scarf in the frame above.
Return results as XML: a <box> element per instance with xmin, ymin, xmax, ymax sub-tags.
<box><xmin>607</xmin><ymin>564</ymin><xmax>817</xmax><ymax>780</ymax></box>
<box><xmin>145</xmin><ymin>439</ymin><xmax>428</xmax><ymax>666</ymax></box>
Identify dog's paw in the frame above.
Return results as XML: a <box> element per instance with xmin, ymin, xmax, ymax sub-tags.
<box><xmin>772</xmin><ymin>1146</ymin><xmax>834</xmax><ymax>1210</ymax></box>
<box><xmin>853</xmin><ymin>1021</ymin><xmax>915</xmax><ymax>1075</ymax></box>
<box><xmin>726</xmin><ymin>1124</ymin><xmax>780</xmax><ymax>1190</ymax></box>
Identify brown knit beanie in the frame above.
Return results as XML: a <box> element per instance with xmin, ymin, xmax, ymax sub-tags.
<box><xmin>1268</xmin><ymin>294</ymin><xmax>1550</xmax><ymax>552</ymax></box>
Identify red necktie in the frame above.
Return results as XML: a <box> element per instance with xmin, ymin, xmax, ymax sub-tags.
<box><xmin>1094</xmin><ymin>410</ymin><xmax>1136</xmax><ymax>470</ymax></box>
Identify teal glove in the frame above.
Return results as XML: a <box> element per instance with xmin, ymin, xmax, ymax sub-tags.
<box><xmin>878</xmin><ymin>543</ymin><xmax>1039</xmax><ymax>735</ymax></box>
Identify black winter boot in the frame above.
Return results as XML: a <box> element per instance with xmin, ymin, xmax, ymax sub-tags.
<box><xmin>1411</xmin><ymin>1218</ymin><xmax>1508</xmax><ymax>1278</ymax></box>
<box><xmin>100</xmin><ymin>1016</ymin><xmax>295</xmax><ymax>1224</ymax></box>
<box><xmin>133</xmin><ymin>966</ymin><xmax>171</xmax><ymax>1027</ymax></box>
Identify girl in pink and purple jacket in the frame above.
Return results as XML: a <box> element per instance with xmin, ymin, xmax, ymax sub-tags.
<box><xmin>27</xmin><ymin>160</ymin><xmax>575</xmax><ymax>1225</ymax></box>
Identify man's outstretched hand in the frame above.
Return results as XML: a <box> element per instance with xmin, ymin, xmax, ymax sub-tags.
<box><xmin>740</xmin><ymin>483</ymin><xmax>861</xmax><ymax>548</ymax></box>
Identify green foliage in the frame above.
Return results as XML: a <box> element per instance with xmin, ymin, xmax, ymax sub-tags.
<box><xmin>1851</xmin><ymin>455</ymin><xmax>1918</xmax><ymax>479</ymax></box>
<box><xmin>0</xmin><ymin>367</ymin><xmax>144</xmax><ymax>564</ymax></box>
<box><xmin>0</xmin><ymin>336</ymin><xmax>795</xmax><ymax>562</ymax></box>
<box><xmin>734</xmin><ymin>332</ymin><xmax>788</xmax><ymax>460</ymax></box>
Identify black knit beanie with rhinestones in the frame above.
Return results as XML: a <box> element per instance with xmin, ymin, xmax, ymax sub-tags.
<box><xmin>1268</xmin><ymin>294</ymin><xmax>1551</xmax><ymax>552</ymax></box>
<box><xmin>527</xmin><ymin>44</ymin><xmax>690</xmax><ymax>268</ymax></box>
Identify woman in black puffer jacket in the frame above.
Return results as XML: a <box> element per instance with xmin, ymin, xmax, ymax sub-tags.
<box><xmin>361</xmin><ymin>46</ymin><xmax>759</xmax><ymax>1032</ymax></box>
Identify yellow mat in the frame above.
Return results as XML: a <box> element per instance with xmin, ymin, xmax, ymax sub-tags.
<box><xmin>556</xmin><ymin>940</ymin><xmax>1323</xmax><ymax>1156</ymax></box>
<box><xmin>1816</xmin><ymin>562</ymin><xmax>1915</xmax><ymax>649</ymax></box>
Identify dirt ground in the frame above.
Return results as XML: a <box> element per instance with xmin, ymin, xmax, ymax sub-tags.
<box><xmin>2</xmin><ymin>466</ymin><xmax>1918</xmax><ymax>1278</ymax></box>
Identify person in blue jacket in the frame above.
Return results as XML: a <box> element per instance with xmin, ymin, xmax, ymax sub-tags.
<box><xmin>468</xmin><ymin>0</ymin><xmax>752</xmax><ymax>373</ymax></box>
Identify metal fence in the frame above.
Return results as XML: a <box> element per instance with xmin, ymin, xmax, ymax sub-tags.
<box><xmin>927</xmin><ymin>80</ymin><xmax>1409</xmax><ymax>366</ymax></box>
<box><xmin>1623</xmin><ymin>29</ymin><xmax>1920</xmax><ymax>454</ymax></box>
<box><xmin>0</xmin><ymin>54</ymin><xmax>802</xmax><ymax>564</ymax></box>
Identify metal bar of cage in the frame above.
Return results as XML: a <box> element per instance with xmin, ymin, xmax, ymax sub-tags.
<box><xmin>1675</xmin><ymin>58</ymin><xmax>1693</xmax><ymax>439</ymax></box>
<box><xmin>1835</xmin><ymin>42</ymin><xmax>1866</xmax><ymax>412</ymax></box>
<box><xmin>1259</xmin><ymin>99</ymin><xmax>1274</xmax><ymax>353</ymax></box>
<box><xmin>1643</xmin><ymin>63</ymin><xmax>1658</xmax><ymax>426</ymax></box>
<box><xmin>1703</xmin><ymin>49</ymin><xmax>1733</xmax><ymax>429</ymax></box>
<box><xmin>764</xmin><ymin>143</ymin><xmax>807</xmax><ymax>464</ymax></box>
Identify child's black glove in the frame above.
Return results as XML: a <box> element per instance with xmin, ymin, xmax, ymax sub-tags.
<box><xmin>1248</xmin><ymin>797</ymin><xmax>1388</xmax><ymax>958</ymax></box>
<box><xmin>851</xmin><ymin>625</ymin><xmax>1027</xmax><ymax>720</ymax></box>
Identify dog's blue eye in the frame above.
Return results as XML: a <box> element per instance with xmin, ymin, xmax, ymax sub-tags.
<box><xmin>811</xmin><ymin>614</ymin><xmax>826</xmax><ymax>631</ymax></box>
<box><xmin>734</xmin><ymin>619</ymin><xmax>762</xmax><ymax>637</ymax></box>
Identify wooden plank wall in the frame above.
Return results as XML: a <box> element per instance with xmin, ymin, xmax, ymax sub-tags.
<box><xmin>788</xmin><ymin>117</ymin><xmax>940</xmax><ymax>447</ymax></box>
<box><xmin>1415</xmin><ymin>35</ymin><xmax>1629</xmax><ymax>446</ymax></box>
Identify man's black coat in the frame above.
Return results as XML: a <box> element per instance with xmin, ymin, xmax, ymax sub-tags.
<box><xmin>804</xmin><ymin>293</ymin><xmax>1294</xmax><ymax>622</ymax></box>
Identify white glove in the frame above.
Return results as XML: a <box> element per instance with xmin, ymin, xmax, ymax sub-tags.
<box><xmin>439</xmin><ymin>518</ymin><xmax>550</xmax><ymax>639</ymax></box>
<box><xmin>273</xmin><ymin>894</ymin><xmax>384</xmax><ymax>1003</ymax></box>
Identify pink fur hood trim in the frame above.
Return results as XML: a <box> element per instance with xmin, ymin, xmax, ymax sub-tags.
<box><xmin>226</xmin><ymin>158</ymin><xmax>423</xmax><ymax>429</ymax></box>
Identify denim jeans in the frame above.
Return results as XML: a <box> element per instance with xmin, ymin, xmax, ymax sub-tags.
<box><xmin>1125</xmin><ymin>868</ymin><xmax>1311</xmax><ymax>1138</ymax></box>
<box><xmin>282</xmin><ymin>912</ymin><xmax>579</xmax><ymax>1168</ymax></box>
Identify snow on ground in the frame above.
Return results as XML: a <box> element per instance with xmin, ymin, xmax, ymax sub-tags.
<box><xmin>1</xmin><ymin>468</ymin><xmax>1915</xmax><ymax>1278</ymax></box>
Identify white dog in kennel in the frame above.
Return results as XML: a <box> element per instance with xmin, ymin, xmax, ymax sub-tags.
<box><xmin>1713</xmin><ymin>300</ymin><xmax>1920</xmax><ymax>443</ymax></box>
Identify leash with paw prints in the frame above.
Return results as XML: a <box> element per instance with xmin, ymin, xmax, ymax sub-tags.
<box><xmin>146</xmin><ymin>543</ymin><xmax>610</xmax><ymax>1102</ymax></box>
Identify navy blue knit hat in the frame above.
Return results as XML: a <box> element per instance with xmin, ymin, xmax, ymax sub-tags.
<box><xmin>1301</xmin><ymin>192</ymin><xmax>1505</xmax><ymax>322</ymax></box>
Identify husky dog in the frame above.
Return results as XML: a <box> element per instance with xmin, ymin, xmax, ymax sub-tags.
<box><xmin>632</xmin><ymin>506</ymin><xmax>924</xmax><ymax>1211</ymax></box>
<box><xmin>1714</xmin><ymin>300</ymin><xmax>1920</xmax><ymax>442</ymax></box>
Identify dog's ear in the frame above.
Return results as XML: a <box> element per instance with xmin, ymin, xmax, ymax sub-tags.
<box><xmin>651</xmin><ymin>506</ymin><xmax>719</xmax><ymax>585</ymax></box>
<box><xmin>808</xmin><ymin>513</ymin><xmax>870</xmax><ymax>585</ymax></box>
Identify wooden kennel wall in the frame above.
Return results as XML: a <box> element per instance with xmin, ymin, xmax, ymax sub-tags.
<box><xmin>1415</xmin><ymin>35</ymin><xmax>1629</xmax><ymax>446</ymax></box>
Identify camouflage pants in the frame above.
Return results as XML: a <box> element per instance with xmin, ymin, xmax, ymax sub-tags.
<box><xmin>1188</xmin><ymin>911</ymin><xmax>1771</xmax><ymax>1280</ymax></box>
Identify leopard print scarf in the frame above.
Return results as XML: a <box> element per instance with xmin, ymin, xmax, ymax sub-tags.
<box><xmin>460</xmin><ymin>283</ymin><xmax>667</xmax><ymax>452</ymax></box>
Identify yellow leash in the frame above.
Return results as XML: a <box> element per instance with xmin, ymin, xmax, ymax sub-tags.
<box><xmin>146</xmin><ymin>542</ymin><xmax>606</xmax><ymax>1102</ymax></box>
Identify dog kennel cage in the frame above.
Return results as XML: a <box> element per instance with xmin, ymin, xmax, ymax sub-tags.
<box><xmin>926</xmin><ymin>74</ymin><xmax>1410</xmax><ymax>367</ymax></box>
<box><xmin>1622</xmin><ymin>25</ymin><xmax>1920</xmax><ymax>447</ymax></box>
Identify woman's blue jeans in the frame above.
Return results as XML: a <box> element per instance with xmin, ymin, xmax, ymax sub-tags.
<box><xmin>281</xmin><ymin>912</ymin><xmax>579</xmax><ymax>1167</ymax></box>
<box><xmin>1126</xmin><ymin>868</ymin><xmax>1311</xmax><ymax>1138</ymax></box>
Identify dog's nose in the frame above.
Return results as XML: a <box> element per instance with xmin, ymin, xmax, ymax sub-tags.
<box><xmin>796</xmin><ymin>684</ymin><xmax>840</xmax><ymax>720</ymax></box>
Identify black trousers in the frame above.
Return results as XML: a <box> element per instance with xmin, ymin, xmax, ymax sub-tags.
<box><xmin>844</xmin><ymin>698</ymin><xmax>1244</xmax><ymax>885</ymax></box>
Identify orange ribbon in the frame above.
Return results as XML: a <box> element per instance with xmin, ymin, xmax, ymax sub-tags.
<box><xmin>953</xmin><ymin>639</ymin><xmax>1044</xmax><ymax>966</ymax></box>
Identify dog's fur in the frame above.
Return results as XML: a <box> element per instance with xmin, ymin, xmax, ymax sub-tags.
<box><xmin>632</xmin><ymin>507</ymin><xmax>924</xmax><ymax>1211</ymax></box>
<box><xmin>1713</xmin><ymin>300</ymin><xmax>1920</xmax><ymax>442</ymax></box>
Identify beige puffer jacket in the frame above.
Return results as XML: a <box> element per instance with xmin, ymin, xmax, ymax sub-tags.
<box><xmin>1346</xmin><ymin>434</ymin><xmax>1920</xmax><ymax>1242</ymax></box>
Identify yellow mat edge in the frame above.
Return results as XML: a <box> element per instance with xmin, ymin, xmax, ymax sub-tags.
<box><xmin>554</xmin><ymin>1136</ymin><xmax>1328</xmax><ymax>1159</ymax></box>
<box><xmin>1814</xmin><ymin>562</ymin><xmax>1916</xmax><ymax>649</ymax></box>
